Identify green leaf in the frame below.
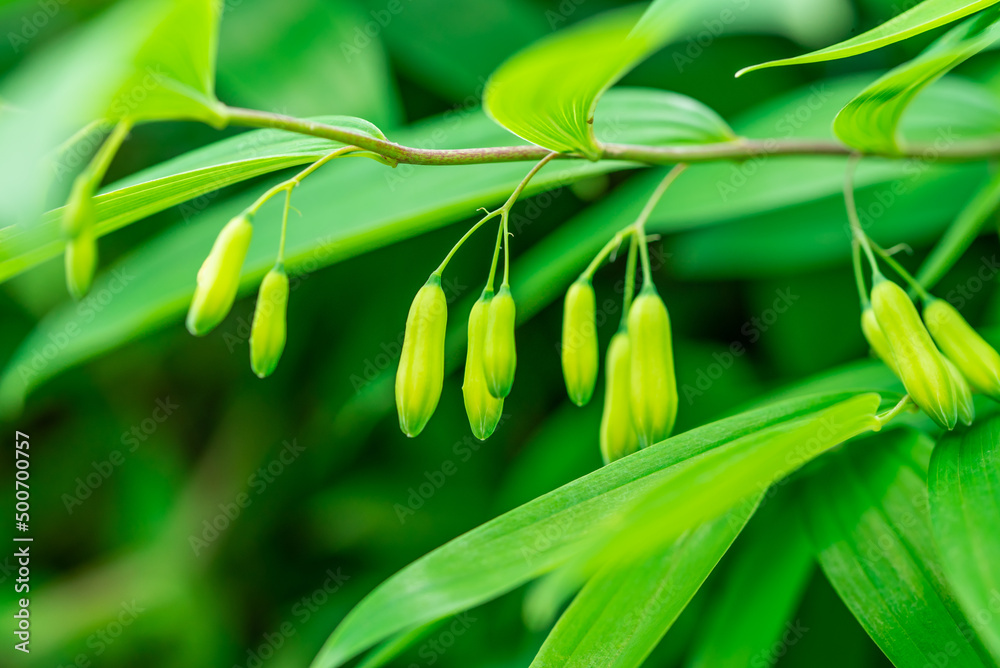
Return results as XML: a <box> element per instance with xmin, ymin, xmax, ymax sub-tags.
<box><xmin>529</xmin><ymin>499</ymin><xmax>760</xmax><ymax>668</ymax></box>
<box><xmin>531</xmin><ymin>395</ymin><xmax>881</xmax><ymax>603</ymax></box>
<box><xmin>833</xmin><ymin>8</ymin><xmax>1000</xmax><ymax>153</ymax></box>
<box><xmin>0</xmin><ymin>116</ymin><xmax>391</xmax><ymax>284</ymax></box>
<box><xmin>929</xmin><ymin>416</ymin><xmax>1000</xmax><ymax>663</ymax></box>
<box><xmin>307</xmin><ymin>392</ymin><xmax>871</xmax><ymax>668</ymax></box>
<box><xmin>737</xmin><ymin>0</ymin><xmax>1000</xmax><ymax>76</ymax></box>
<box><xmin>798</xmin><ymin>428</ymin><xmax>993</xmax><ymax>668</ymax></box>
<box><xmin>0</xmin><ymin>88</ymin><xmax>732</xmax><ymax>410</ymax></box>
<box><xmin>484</xmin><ymin>1</ymin><xmax>732</xmax><ymax>158</ymax></box>
<box><xmin>0</xmin><ymin>0</ymin><xmax>224</xmax><ymax>224</ymax></box>
<box><xmin>684</xmin><ymin>493</ymin><xmax>815</xmax><ymax>668</ymax></box>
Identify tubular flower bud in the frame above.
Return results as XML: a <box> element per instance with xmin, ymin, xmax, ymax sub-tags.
<box><xmin>942</xmin><ymin>356</ymin><xmax>975</xmax><ymax>426</ymax></box>
<box><xmin>249</xmin><ymin>266</ymin><xmax>289</xmax><ymax>379</ymax></box>
<box><xmin>600</xmin><ymin>329</ymin><xmax>638</xmax><ymax>464</ymax></box>
<box><xmin>627</xmin><ymin>286</ymin><xmax>678</xmax><ymax>447</ymax></box>
<box><xmin>871</xmin><ymin>278</ymin><xmax>957</xmax><ymax>430</ymax></box>
<box><xmin>395</xmin><ymin>275</ymin><xmax>448</xmax><ymax>437</ymax></box>
<box><xmin>561</xmin><ymin>280</ymin><xmax>599</xmax><ymax>407</ymax></box>
<box><xmin>186</xmin><ymin>214</ymin><xmax>254</xmax><ymax>336</ymax></box>
<box><xmin>923</xmin><ymin>298</ymin><xmax>1000</xmax><ymax>401</ymax></box>
<box><xmin>484</xmin><ymin>284</ymin><xmax>517</xmax><ymax>399</ymax></box>
<box><xmin>64</xmin><ymin>226</ymin><xmax>97</xmax><ymax>300</ymax></box>
<box><xmin>860</xmin><ymin>307</ymin><xmax>900</xmax><ymax>376</ymax></box>
<box><xmin>463</xmin><ymin>291</ymin><xmax>504</xmax><ymax>440</ymax></box>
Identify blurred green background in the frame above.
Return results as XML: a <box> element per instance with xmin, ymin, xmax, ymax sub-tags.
<box><xmin>2</xmin><ymin>0</ymin><xmax>1000</xmax><ymax>666</ymax></box>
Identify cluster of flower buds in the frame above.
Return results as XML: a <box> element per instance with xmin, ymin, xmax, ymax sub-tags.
<box><xmin>185</xmin><ymin>213</ymin><xmax>291</xmax><ymax>378</ymax></box>
<box><xmin>863</xmin><ymin>276</ymin><xmax>1000</xmax><ymax>429</ymax></box>
<box><xmin>395</xmin><ymin>274</ymin><xmax>521</xmax><ymax>439</ymax></box>
<box><xmin>562</xmin><ymin>280</ymin><xmax>678</xmax><ymax>463</ymax></box>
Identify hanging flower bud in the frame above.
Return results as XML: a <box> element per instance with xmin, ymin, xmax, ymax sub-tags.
<box><xmin>860</xmin><ymin>307</ymin><xmax>899</xmax><ymax>376</ymax></box>
<box><xmin>561</xmin><ymin>279</ymin><xmax>599</xmax><ymax>407</ymax></box>
<box><xmin>463</xmin><ymin>291</ymin><xmax>504</xmax><ymax>440</ymax></box>
<box><xmin>249</xmin><ymin>265</ymin><xmax>289</xmax><ymax>379</ymax></box>
<box><xmin>627</xmin><ymin>286</ymin><xmax>678</xmax><ymax>447</ymax></box>
<box><xmin>923</xmin><ymin>298</ymin><xmax>1000</xmax><ymax>402</ymax></box>
<box><xmin>942</xmin><ymin>356</ymin><xmax>975</xmax><ymax>426</ymax></box>
<box><xmin>600</xmin><ymin>329</ymin><xmax>638</xmax><ymax>464</ymax></box>
<box><xmin>870</xmin><ymin>278</ymin><xmax>957</xmax><ymax>430</ymax></box>
<box><xmin>396</xmin><ymin>275</ymin><xmax>448</xmax><ymax>437</ymax></box>
<box><xmin>186</xmin><ymin>214</ymin><xmax>254</xmax><ymax>336</ymax></box>
<box><xmin>64</xmin><ymin>227</ymin><xmax>97</xmax><ymax>300</ymax></box>
<box><xmin>484</xmin><ymin>284</ymin><xmax>517</xmax><ymax>399</ymax></box>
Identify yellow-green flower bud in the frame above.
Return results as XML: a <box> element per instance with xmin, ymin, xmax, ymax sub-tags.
<box><xmin>186</xmin><ymin>214</ymin><xmax>253</xmax><ymax>336</ymax></box>
<box><xmin>600</xmin><ymin>329</ymin><xmax>638</xmax><ymax>464</ymax></box>
<box><xmin>871</xmin><ymin>278</ymin><xmax>957</xmax><ymax>430</ymax></box>
<box><xmin>561</xmin><ymin>279</ymin><xmax>599</xmax><ymax>407</ymax></box>
<box><xmin>484</xmin><ymin>284</ymin><xmax>517</xmax><ymax>399</ymax></box>
<box><xmin>249</xmin><ymin>265</ymin><xmax>289</xmax><ymax>379</ymax></box>
<box><xmin>396</xmin><ymin>275</ymin><xmax>448</xmax><ymax>437</ymax></box>
<box><xmin>860</xmin><ymin>307</ymin><xmax>899</xmax><ymax>376</ymax></box>
<box><xmin>64</xmin><ymin>226</ymin><xmax>97</xmax><ymax>300</ymax></box>
<box><xmin>463</xmin><ymin>291</ymin><xmax>504</xmax><ymax>440</ymax></box>
<box><xmin>923</xmin><ymin>298</ymin><xmax>1000</xmax><ymax>401</ymax></box>
<box><xmin>627</xmin><ymin>286</ymin><xmax>678</xmax><ymax>447</ymax></box>
<box><xmin>942</xmin><ymin>356</ymin><xmax>975</xmax><ymax>426</ymax></box>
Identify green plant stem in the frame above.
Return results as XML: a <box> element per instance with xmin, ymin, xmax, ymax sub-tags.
<box><xmin>635</xmin><ymin>165</ymin><xmax>686</xmax><ymax>286</ymax></box>
<box><xmin>844</xmin><ymin>154</ymin><xmax>881</xmax><ymax>278</ymax></box>
<box><xmin>223</xmin><ymin>106</ymin><xmax>1000</xmax><ymax>167</ymax></box>
<box><xmin>871</xmin><ymin>242</ymin><xmax>933</xmax><ymax>301</ymax></box>
<box><xmin>485</xmin><ymin>220</ymin><xmax>504</xmax><ymax>293</ymax></box>
<box><xmin>246</xmin><ymin>146</ymin><xmax>354</xmax><ymax>216</ymax></box>
<box><xmin>621</xmin><ymin>235</ymin><xmax>638</xmax><ymax>327</ymax></box>
<box><xmin>80</xmin><ymin>119</ymin><xmax>133</xmax><ymax>188</ymax></box>
<box><xmin>277</xmin><ymin>188</ymin><xmax>291</xmax><ymax>265</ymax></box>
<box><xmin>852</xmin><ymin>239</ymin><xmax>870</xmax><ymax>308</ymax></box>
<box><xmin>434</xmin><ymin>152</ymin><xmax>556</xmax><ymax>276</ymax></box>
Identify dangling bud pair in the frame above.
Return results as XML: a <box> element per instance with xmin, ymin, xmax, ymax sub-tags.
<box><xmin>462</xmin><ymin>284</ymin><xmax>517</xmax><ymax>439</ymax></box>
<box><xmin>866</xmin><ymin>278</ymin><xmax>972</xmax><ymax>429</ymax></box>
<box><xmin>600</xmin><ymin>286</ymin><xmax>677</xmax><ymax>460</ymax></box>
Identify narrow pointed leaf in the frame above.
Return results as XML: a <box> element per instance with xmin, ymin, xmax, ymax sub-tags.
<box><xmin>308</xmin><ymin>392</ymin><xmax>871</xmax><ymax>668</ymax></box>
<box><xmin>833</xmin><ymin>8</ymin><xmax>1000</xmax><ymax>153</ymax></box>
<box><xmin>529</xmin><ymin>499</ymin><xmax>760</xmax><ymax>668</ymax></box>
<box><xmin>799</xmin><ymin>429</ymin><xmax>992</xmax><ymax>668</ymax></box>
<box><xmin>685</xmin><ymin>492</ymin><xmax>815</xmax><ymax>668</ymax></box>
<box><xmin>929</xmin><ymin>417</ymin><xmax>1000</xmax><ymax>663</ymax></box>
<box><xmin>738</xmin><ymin>0</ymin><xmax>1000</xmax><ymax>76</ymax></box>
